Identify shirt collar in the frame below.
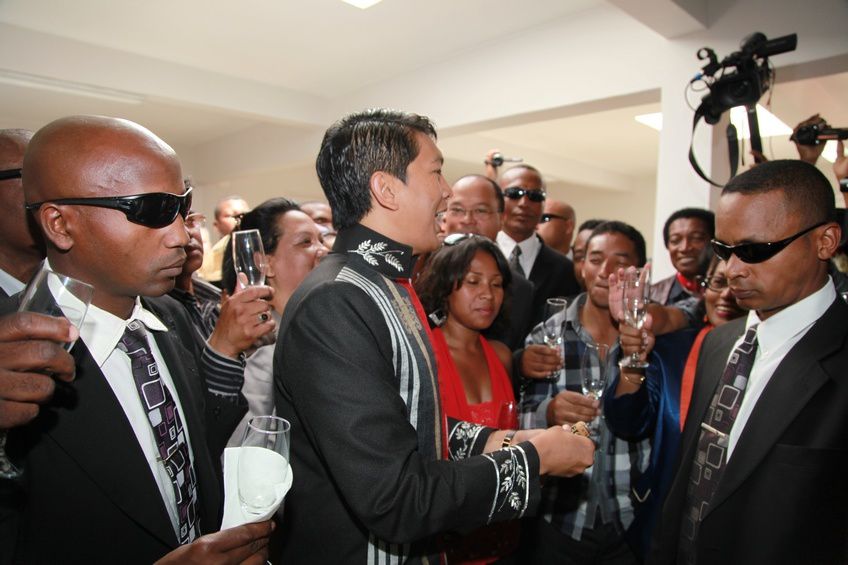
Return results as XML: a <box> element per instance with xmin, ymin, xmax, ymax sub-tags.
<box><xmin>0</xmin><ymin>266</ymin><xmax>28</xmax><ymax>296</ymax></box>
<box><xmin>80</xmin><ymin>298</ymin><xmax>169</xmax><ymax>367</ymax></box>
<box><xmin>334</xmin><ymin>223</ymin><xmax>416</xmax><ymax>279</ymax></box>
<box><xmin>746</xmin><ymin>276</ymin><xmax>836</xmax><ymax>357</ymax></box>
<box><xmin>496</xmin><ymin>230</ymin><xmax>542</xmax><ymax>255</ymax></box>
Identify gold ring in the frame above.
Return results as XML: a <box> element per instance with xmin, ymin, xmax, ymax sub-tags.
<box><xmin>570</xmin><ymin>421</ymin><xmax>590</xmax><ymax>438</ymax></box>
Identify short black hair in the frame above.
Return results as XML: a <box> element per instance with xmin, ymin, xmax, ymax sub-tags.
<box><xmin>222</xmin><ymin>197</ymin><xmax>300</xmax><ymax>294</ymax></box>
<box><xmin>315</xmin><ymin>109</ymin><xmax>437</xmax><ymax>231</ymax></box>
<box><xmin>586</xmin><ymin>220</ymin><xmax>647</xmax><ymax>266</ymax></box>
<box><xmin>453</xmin><ymin>174</ymin><xmax>505</xmax><ymax>212</ymax></box>
<box><xmin>415</xmin><ymin>236</ymin><xmax>512</xmax><ymax>335</ymax></box>
<box><xmin>722</xmin><ymin>159</ymin><xmax>836</xmax><ymax>226</ymax></box>
<box><xmin>577</xmin><ymin>218</ymin><xmax>606</xmax><ymax>233</ymax></box>
<box><xmin>662</xmin><ymin>207</ymin><xmax>715</xmax><ymax>247</ymax></box>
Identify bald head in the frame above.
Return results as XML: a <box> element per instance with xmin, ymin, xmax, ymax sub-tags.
<box><xmin>24</xmin><ymin>115</ymin><xmax>179</xmax><ymax>206</ymax></box>
<box><xmin>23</xmin><ymin>115</ymin><xmax>189</xmax><ymax>317</ymax></box>
<box><xmin>537</xmin><ymin>199</ymin><xmax>576</xmax><ymax>255</ymax></box>
<box><xmin>0</xmin><ymin>128</ymin><xmax>43</xmax><ymax>283</ymax></box>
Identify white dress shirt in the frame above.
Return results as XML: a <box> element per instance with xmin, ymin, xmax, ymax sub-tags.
<box><xmin>496</xmin><ymin>231</ymin><xmax>542</xmax><ymax>277</ymax></box>
<box><xmin>75</xmin><ymin>296</ymin><xmax>198</xmax><ymax>538</ymax></box>
<box><xmin>726</xmin><ymin>277</ymin><xmax>836</xmax><ymax>459</ymax></box>
<box><xmin>0</xmin><ymin>267</ymin><xmax>25</xmax><ymax>296</ymax></box>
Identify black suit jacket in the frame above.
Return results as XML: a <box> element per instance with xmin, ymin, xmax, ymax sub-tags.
<box><xmin>2</xmin><ymin>295</ymin><xmax>245</xmax><ymax>564</ymax></box>
<box><xmin>527</xmin><ymin>238</ymin><xmax>580</xmax><ymax>325</ymax></box>
<box><xmin>650</xmin><ymin>297</ymin><xmax>848</xmax><ymax>565</ymax></box>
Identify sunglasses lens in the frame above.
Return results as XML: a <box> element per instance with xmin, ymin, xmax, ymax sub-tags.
<box><xmin>127</xmin><ymin>193</ymin><xmax>187</xmax><ymax>228</ymax></box>
<box><xmin>527</xmin><ymin>191</ymin><xmax>545</xmax><ymax>203</ymax></box>
<box><xmin>504</xmin><ymin>188</ymin><xmax>522</xmax><ymax>200</ymax></box>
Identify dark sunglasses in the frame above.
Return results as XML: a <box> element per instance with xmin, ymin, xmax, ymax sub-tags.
<box><xmin>0</xmin><ymin>168</ymin><xmax>22</xmax><ymax>181</ymax></box>
<box><xmin>25</xmin><ymin>186</ymin><xmax>193</xmax><ymax>229</ymax></box>
<box><xmin>540</xmin><ymin>213</ymin><xmax>567</xmax><ymax>223</ymax></box>
<box><xmin>710</xmin><ymin>221</ymin><xmax>827</xmax><ymax>264</ymax></box>
<box><xmin>503</xmin><ymin>186</ymin><xmax>546</xmax><ymax>203</ymax></box>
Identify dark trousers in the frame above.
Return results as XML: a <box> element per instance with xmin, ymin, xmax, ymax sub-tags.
<box><xmin>520</xmin><ymin>516</ymin><xmax>639</xmax><ymax>565</ymax></box>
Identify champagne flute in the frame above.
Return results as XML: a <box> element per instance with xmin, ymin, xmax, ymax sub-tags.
<box><xmin>580</xmin><ymin>342</ymin><xmax>610</xmax><ymax>439</ymax></box>
<box><xmin>542</xmin><ymin>298</ymin><xmax>568</xmax><ymax>381</ymax></box>
<box><xmin>232</xmin><ymin>229</ymin><xmax>268</xmax><ymax>288</ymax></box>
<box><xmin>1</xmin><ymin>266</ymin><xmax>94</xmax><ymax>480</ymax></box>
<box><xmin>497</xmin><ymin>400</ymin><xmax>518</xmax><ymax>430</ymax></box>
<box><xmin>619</xmin><ymin>267</ymin><xmax>650</xmax><ymax>370</ymax></box>
<box><xmin>238</xmin><ymin>416</ymin><xmax>290</xmax><ymax>517</ymax></box>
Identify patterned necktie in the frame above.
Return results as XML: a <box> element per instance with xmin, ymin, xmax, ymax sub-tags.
<box><xmin>679</xmin><ymin>324</ymin><xmax>758</xmax><ymax>563</ymax></box>
<box><xmin>118</xmin><ymin>320</ymin><xmax>200</xmax><ymax>545</ymax></box>
<box><xmin>509</xmin><ymin>246</ymin><xmax>525</xmax><ymax>277</ymax></box>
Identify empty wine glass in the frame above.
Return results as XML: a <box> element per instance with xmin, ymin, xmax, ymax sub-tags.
<box><xmin>238</xmin><ymin>416</ymin><xmax>290</xmax><ymax>517</ymax></box>
<box><xmin>232</xmin><ymin>229</ymin><xmax>267</xmax><ymax>288</ymax></box>
<box><xmin>1</xmin><ymin>266</ymin><xmax>94</xmax><ymax>480</ymax></box>
<box><xmin>620</xmin><ymin>267</ymin><xmax>650</xmax><ymax>370</ymax></box>
<box><xmin>542</xmin><ymin>298</ymin><xmax>568</xmax><ymax>381</ymax></box>
<box><xmin>580</xmin><ymin>342</ymin><xmax>610</xmax><ymax>439</ymax></box>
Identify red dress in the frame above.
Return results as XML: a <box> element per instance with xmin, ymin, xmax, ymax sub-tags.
<box><xmin>431</xmin><ymin>328</ymin><xmax>519</xmax><ymax>564</ymax></box>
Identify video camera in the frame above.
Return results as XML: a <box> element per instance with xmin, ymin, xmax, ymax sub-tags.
<box><xmin>696</xmin><ymin>32</ymin><xmax>797</xmax><ymax>124</ymax></box>
<box><xmin>689</xmin><ymin>32</ymin><xmax>797</xmax><ymax>186</ymax></box>
<box><xmin>793</xmin><ymin>122</ymin><xmax>848</xmax><ymax>146</ymax></box>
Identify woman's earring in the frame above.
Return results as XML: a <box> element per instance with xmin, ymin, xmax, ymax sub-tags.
<box><xmin>428</xmin><ymin>308</ymin><xmax>447</xmax><ymax>327</ymax></box>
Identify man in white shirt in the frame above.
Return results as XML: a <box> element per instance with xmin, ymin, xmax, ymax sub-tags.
<box><xmin>0</xmin><ymin>129</ymin><xmax>42</xmax><ymax>297</ymax></box>
<box><xmin>495</xmin><ymin>165</ymin><xmax>579</xmax><ymax>324</ymax></box>
<box><xmin>651</xmin><ymin>159</ymin><xmax>848</xmax><ymax>564</ymax></box>
<box><xmin>2</xmin><ymin>115</ymin><xmax>274</xmax><ymax>564</ymax></box>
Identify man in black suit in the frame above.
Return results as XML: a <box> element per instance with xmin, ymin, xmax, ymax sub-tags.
<box><xmin>650</xmin><ymin>160</ymin><xmax>848</xmax><ymax>564</ymax></box>
<box><xmin>0</xmin><ymin>129</ymin><xmax>43</xmax><ymax>298</ymax></box>
<box><xmin>2</xmin><ymin>115</ymin><xmax>275</xmax><ymax>564</ymax></box>
<box><xmin>495</xmin><ymin>165</ymin><xmax>580</xmax><ymax>324</ymax></box>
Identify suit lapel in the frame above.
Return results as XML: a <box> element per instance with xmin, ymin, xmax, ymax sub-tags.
<box><xmin>709</xmin><ymin>299</ymin><xmax>846</xmax><ymax>514</ymax></box>
<box><xmin>47</xmin><ymin>341</ymin><xmax>179</xmax><ymax>547</ymax></box>
<box><xmin>147</xmin><ymin>302</ymin><xmax>222</xmax><ymax>533</ymax></box>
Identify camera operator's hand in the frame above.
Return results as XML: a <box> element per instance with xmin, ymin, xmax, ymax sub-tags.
<box><xmin>790</xmin><ymin>114</ymin><xmax>828</xmax><ymax>165</ymax></box>
<box><xmin>834</xmin><ymin>140</ymin><xmax>847</xmax><ymax>182</ymax></box>
<box><xmin>484</xmin><ymin>148</ymin><xmax>501</xmax><ymax>181</ymax></box>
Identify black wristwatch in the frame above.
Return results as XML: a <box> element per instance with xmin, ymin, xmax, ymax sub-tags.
<box><xmin>839</xmin><ymin>178</ymin><xmax>848</xmax><ymax>193</ymax></box>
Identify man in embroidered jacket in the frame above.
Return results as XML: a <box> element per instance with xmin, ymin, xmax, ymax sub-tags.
<box><xmin>272</xmin><ymin>109</ymin><xmax>595</xmax><ymax>564</ymax></box>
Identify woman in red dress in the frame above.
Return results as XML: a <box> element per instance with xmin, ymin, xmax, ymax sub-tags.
<box><xmin>416</xmin><ymin>234</ymin><xmax>518</xmax><ymax>564</ymax></box>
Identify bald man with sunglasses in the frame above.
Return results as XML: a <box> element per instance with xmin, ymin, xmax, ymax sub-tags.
<box><xmin>650</xmin><ymin>160</ymin><xmax>848</xmax><ymax>564</ymax></box>
<box><xmin>2</xmin><ymin>116</ymin><xmax>274</xmax><ymax>564</ymax></box>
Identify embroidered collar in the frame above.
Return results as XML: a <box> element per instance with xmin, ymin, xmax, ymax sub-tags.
<box><xmin>335</xmin><ymin>223</ymin><xmax>416</xmax><ymax>278</ymax></box>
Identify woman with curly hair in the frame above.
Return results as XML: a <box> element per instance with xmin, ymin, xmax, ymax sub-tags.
<box><xmin>415</xmin><ymin>234</ymin><xmax>518</xmax><ymax>563</ymax></box>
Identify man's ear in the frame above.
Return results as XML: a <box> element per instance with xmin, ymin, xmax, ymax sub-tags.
<box><xmin>264</xmin><ymin>254</ymin><xmax>276</xmax><ymax>279</ymax></box>
<box><xmin>369</xmin><ymin>171</ymin><xmax>401</xmax><ymax>211</ymax></box>
<box><xmin>817</xmin><ymin>222</ymin><xmax>841</xmax><ymax>260</ymax></box>
<box><xmin>37</xmin><ymin>204</ymin><xmax>74</xmax><ymax>251</ymax></box>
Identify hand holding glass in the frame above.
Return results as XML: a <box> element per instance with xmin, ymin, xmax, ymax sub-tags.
<box><xmin>238</xmin><ymin>416</ymin><xmax>290</xmax><ymax>517</ymax></box>
<box><xmin>232</xmin><ymin>229</ymin><xmax>268</xmax><ymax>288</ymax></box>
<box><xmin>1</xmin><ymin>266</ymin><xmax>94</xmax><ymax>479</ymax></box>
<box><xmin>620</xmin><ymin>268</ymin><xmax>650</xmax><ymax>370</ymax></box>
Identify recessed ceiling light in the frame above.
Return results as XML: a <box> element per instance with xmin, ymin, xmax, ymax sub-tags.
<box><xmin>635</xmin><ymin>105</ymin><xmax>792</xmax><ymax>140</ymax></box>
<box><xmin>634</xmin><ymin>112</ymin><xmax>663</xmax><ymax>131</ymax></box>
<box><xmin>729</xmin><ymin>105</ymin><xmax>792</xmax><ymax>139</ymax></box>
<box><xmin>341</xmin><ymin>0</ymin><xmax>384</xmax><ymax>9</ymax></box>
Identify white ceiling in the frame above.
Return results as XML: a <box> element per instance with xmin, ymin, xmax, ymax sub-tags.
<box><xmin>0</xmin><ymin>0</ymin><xmax>846</xmax><ymax>199</ymax></box>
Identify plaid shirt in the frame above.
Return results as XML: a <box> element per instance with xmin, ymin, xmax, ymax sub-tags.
<box><xmin>519</xmin><ymin>293</ymin><xmax>651</xmax><ymax>541</ymax></box>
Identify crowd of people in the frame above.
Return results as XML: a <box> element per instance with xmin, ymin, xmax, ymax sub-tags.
<box><xmin>0</xmin><ymin>107</ymin><xmax>846</xmax><ymax>565</ymax></box>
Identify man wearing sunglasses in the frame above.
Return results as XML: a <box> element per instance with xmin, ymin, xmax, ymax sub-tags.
<box><xmin>496</xmin><ymin>165</ymin><xmax>580</xmax><ymax>325</ymax></box>
<box><xmin>651</xmin><ymin>160</ymin><xmax>848</xmax><ymax>564</ymax></box>
<box><xmin>0</xmin><ymin>129</ymin><xmax>43</xmax><ymax>299</ymax></box>
<box><xmin>536</xmin><ymin>199</ymin><xmax>576</xmax><ymax>258</ymax></box>
<box><xmin>2</xmin><ymin>116</ymin><xmax>274</xmax><ymax>563</ymax></box>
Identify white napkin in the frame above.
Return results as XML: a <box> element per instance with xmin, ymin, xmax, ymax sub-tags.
<box><xmin>220</xmin><ymin>446</ymin><xmax>293</xmax><ymax>529</ymax></box>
